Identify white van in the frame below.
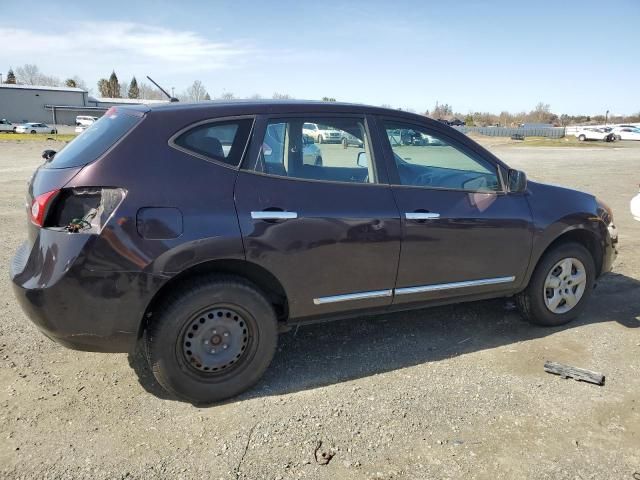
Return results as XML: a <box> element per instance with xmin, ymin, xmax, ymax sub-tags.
<box><xmin>75</xmin><ymin>116</ymin><xmax>99</xmax><ymax>126</ymax></box>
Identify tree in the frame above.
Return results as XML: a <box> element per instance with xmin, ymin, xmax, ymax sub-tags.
<box><xmin>15</xmin><ymin>64</ymin><xmax>41</xmax><ymax>84</ymax></box>
<box><xmin>464</xmin><ymin>114</ymin><xmax>474</xmax><ymax>126</ymax></box>
<box><xmin>128</xmin><ymin>77</ymin><xmax>140</xmax><ymax>99</ymax></box>
<box><xmin>219</xmin><ymin>92</ymin><xmax>235</xmax><ymax>100</ymax></box>
<box><xmin>321</xmin><ymin>96</ymin><xmax>336</xmax><ymax>102</ymax></box>
<box><xmin>138</xmin><ymin>81</ymin><xmax>165</xmax><ymax>100</ymax></box>
<box><xmin>97</xmin><ymin>79</ymin><xmax>109</xmax><ymax>97</ymax></box>
<box><xmin>203</xmin><ymin>92</ymin><xmax>211</xmax><ymax>101</ymax></box>
<box><xmin>64</xmin><ymin>76</ymin><xmax>87</xmax><ymax>91</ymax></box>
<box><xmin>249</xmin><ymin>93</ymin><xmax>262</xmax><ymax>100</ymax></box>
<box><xmin>97</xmin><ymin>71</ymin><xmax>121</xmax><ymax>98</ymax></box>
<box><xmin>6</xmin><ymin>68</ymin><xmax>16</xmax><ymax>84</ymax></box>
<box><xmin>272</xmin><ymin>92</ymin><xmax>291</xmax><ymax>99</ymax></box>
<box><xmin>15</xmin><ymin>64</ymin><xmax>60</xmax><ymax>86</ymax></box>
<box><xmin>184</xmin><ymin>80</ymin><xmax>208</xmax><ymax>102</ymax></box>
<box><xmin>108</xmin><ymin>71</ymin><xmax>121</xmax><ymax>98</ymax></box>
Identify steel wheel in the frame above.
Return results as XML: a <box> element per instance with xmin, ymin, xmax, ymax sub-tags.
<box><xmin>543</xmin><ymin>257</ymin><xmax>587</xmax><ymax>314</ymax></box>
<box><xmin>181</xmin><ymin>306</ymin><xmax>250</xmax><ymax>373</ymax></box>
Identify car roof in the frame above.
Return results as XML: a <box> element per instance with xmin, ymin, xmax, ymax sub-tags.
<box><xmin>129</xmin><ymin>99</ymin><xmax>431</xmax><ymax>123</ymax></box>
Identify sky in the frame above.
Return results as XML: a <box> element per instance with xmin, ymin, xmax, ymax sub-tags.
<box><xmin>1</xmin><ymin>0</ymin><xmax>638</xmax><ymax>115</ymax></box>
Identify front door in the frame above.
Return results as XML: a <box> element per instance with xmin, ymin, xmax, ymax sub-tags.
<box><xmin>235</xmin><ymin>114</ymin><xmax>401</xmax><ymax>319</ymax></box>
<box><xmin>377</xmin><ymin>118</ymin><xmax>533</xmax><ymax>305</ymax></box>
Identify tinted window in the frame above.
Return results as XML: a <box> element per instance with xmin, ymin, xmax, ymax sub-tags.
<box><xmin>248</xmin><ymin>117</ymin><xmax>376</xmax><ymax>184</ymax></box>
<box><xmin>383</xmin><ymin>121</ymin><xmax>500</xmax><ymax>192</ymax></box>
<box><xmin>46</xmin><ymin>108</ymin><xmax>141</xmax><ymax>169</ymax></box>
<box><xmin>173</xmin><ymin>119</ymin><xmax>253</xmax><ymax>167</ymax></box>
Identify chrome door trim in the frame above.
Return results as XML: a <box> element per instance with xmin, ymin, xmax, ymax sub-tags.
<box><xmin>313</xmin><ymin>289</ymin><xmax>393</xmax><ymax>305</ymax></box>
<box><xmin>405</xmin><ymin>212</ymin><xmax>440</xmax><ymax>220</ymax></box>
<box><xmin>251</xmin><ymin>211</ymin><xmax>298</xmax><ymax>220</ymax></box>
<box><xmin>395</xmin><ymin>276</ymin><xmax>515</xmax><ymax>295</ymax></box>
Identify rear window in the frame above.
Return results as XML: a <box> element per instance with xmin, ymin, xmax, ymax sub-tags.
<box><xmin>46</xmin><ymin>108</ymin><xmax>142</xmax><ymax>169</ymax></box>
<box><xmin>172</xmin><ymin>119</ymin><xmax>254</xmax><ymax>167</ymax></box>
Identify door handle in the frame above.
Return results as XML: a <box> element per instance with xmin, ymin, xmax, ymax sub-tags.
<box><xmin>251</xmin><ymin>210</ymin><xmax>298</xmax><ymax>220</ymax></box>
<box><xmin>405</xmin><ymin>212</ymin><xmax>440</xmax><ymax>220</ymax></box>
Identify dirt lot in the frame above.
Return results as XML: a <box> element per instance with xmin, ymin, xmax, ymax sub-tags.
<box><xmin>1</xmin><ymin>138</ymin><xmax>639</xmax><ymax>479</ymax></box>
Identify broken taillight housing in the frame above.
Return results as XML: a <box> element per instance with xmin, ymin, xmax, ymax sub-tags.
<box><xmin>42</xmin><ymin>187</ymin><xmax>126</xmax><ymax>233</ymax></box>
<box><xmin>30</xmin><ymin>189</ymin><xmax>61</xmax><ymax>227</ymax></box>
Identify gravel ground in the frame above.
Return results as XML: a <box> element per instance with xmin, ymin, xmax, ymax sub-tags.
<box><xmin>1</xmin><ymin>139</ymin><xmax>639</xmax><ymax>480</ymax></box>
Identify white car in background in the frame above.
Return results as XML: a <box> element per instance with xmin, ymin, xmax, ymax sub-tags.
<box><xmin>574</xmin><ymin>127</ymin><xmax>615</xmax><ymax>142</ymax></box>
<box><xmin>302</xmin><ymin>122</ymin><xmax>342</xmax><ymax>143</ymax></box>
<box><xmin>14</xmin><ymin>122</ymin><xmax>57</xmax><ymax>134</ymax></box>
<box><xmin>0</xmin><ymin>119</ymin><xmax>15</xmax><ymax>133</ymax></box>
<box><xmin>75</xmin><ymin>115</ymin><xmax>99</xmax><ymax>127</ymax></box>
<box><xmin>613</xmin><ymin>126</ymin><xmax>640</xmax><ymax>141</ymax></box>
<box><xmin>632</xmin><ymin>187</ymin><xmax>640</xmax><ymax>221</ymax></box>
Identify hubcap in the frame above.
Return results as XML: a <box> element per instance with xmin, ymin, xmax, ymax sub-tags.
<box><xmin>182</xmin><ymin>308</ymin><xmax>249</xmax><ymax>373</ymax></box>
<box><xmin>543</xmin><ymin>257</ymin><xmax>587</xmax><ymax>314</ymax></box>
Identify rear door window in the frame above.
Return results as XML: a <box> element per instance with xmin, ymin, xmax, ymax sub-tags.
<box><xmin>172</xmin><ymin>119</ymin><xmax>254</xmax><ymax>167</ymax></box>
<box><xmin>46</xmin><ymin>108</ymin><xmax>142</xmax><ymax>169</ymax></box>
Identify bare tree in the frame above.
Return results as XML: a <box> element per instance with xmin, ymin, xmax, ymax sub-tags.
<box><xmin>138</xmin><ymin>81</ymin><xmax>165</xmax><ymax>100</ymax></box>
<box><xmin>249</xmin><ymin>93</ymin><xmax>262</xmax><ymax>100</ymax></box>
<box><xmin>219</xmin><ymin>92</ymin><xmax>235</xmax><ymax>100</ymax></box>
<box><xmin>272</xmin><ymin>92</ymin><xmax>291</xmax><ymax>99</ymax></box>
<box><xmin>184</xmin><ymin>80</ymin><xmax>209</xmax><ymax>102</ymax></box>
<box><xmin>15</xmin><ymin>64</ymin><xmax>60</xmax><ymax>86</ymax></box>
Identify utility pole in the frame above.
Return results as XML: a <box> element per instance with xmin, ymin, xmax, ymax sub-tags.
<box><xmin>605</xmin><ymin>110</ymin><xmax>609</xmax><ymax>125</ymax></box>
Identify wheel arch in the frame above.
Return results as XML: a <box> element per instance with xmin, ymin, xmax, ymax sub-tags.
<box><xmin>140</xmin><ymin>259</ymin><xmax>289</xmax><ymax>338</ymax></box>
<box><xmin>528</xmin><ymin>227</ymin><xmax>603</xmax><ymax>284</ymax></box>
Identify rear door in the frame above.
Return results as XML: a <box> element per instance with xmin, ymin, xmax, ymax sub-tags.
<box><xmin>234</xmin><ymin>114</ymin><xmax>401</xmax><ymax>320</ymax></box>
<box><xmin>375</xmin><ymin>117</ymin><xmax>533</xmax><ymax>305</ymax></box>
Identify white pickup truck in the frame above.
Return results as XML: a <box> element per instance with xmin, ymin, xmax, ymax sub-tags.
<box><xmin>0</xmin><ymin>119</ymin><xmax>15</xmax><ymax>133</ymax></box>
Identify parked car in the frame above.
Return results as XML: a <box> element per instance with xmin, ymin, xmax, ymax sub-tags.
<box><xmin>574</xmin><ymin>127</ymin><xmax>615</xmax><ymax>142</ymax></box>
<box><xmin>612</xmin><ymin>126</ymin><xmax>640</xmax><ymax>141</ymax></box>
<box><xmin>14</xmin><ymin>122</ymin><xmax>57</xmax><ymax>134</ymax></box>
<box><xmin>11</xmin><ymin>102</ymin><xmax>618</xmax><ymax>403</ymax></box>
<box><xmin>449</xmin><ymin>118</ymin><xmax>465</xmax><ymax>127</ymax></box>
<box><xmin>76</xmin><ymin>115</ymin><xmax>99</xmax><ymax>126</ymax></box>
<box><xmin>0</xmin><ymin>118</ymin><xmax>15</xmax><ymax>133</ymax></box>
<box><xmin>341</xmin><ymin>131</ymin><xmax>364</xmax><ymax>148</ymax></box>
<box><xmin>302</xmin><ymin>122</ymin><xmax>342</xmax><ymax>143</ymax></box>
<box><xmin>632</xmin><ymin>187</ymin><xmax>640</xmax><ymax>221</ymax></box>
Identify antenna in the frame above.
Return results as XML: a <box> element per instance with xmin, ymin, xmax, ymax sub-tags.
<box><xmin>146</xmin><ymin>76</ymin><xmax>179</xmax><ymax>102</ymax></box>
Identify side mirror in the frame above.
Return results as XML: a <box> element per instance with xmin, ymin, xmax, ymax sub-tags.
<box><xmin>42</xmin><ymin>149</ymin><xmax>57</xmax><ymax>161</ymax></box>
<box><xmin>357</xmin><ymin>151</ymin><xmax>368</xmax><ymax>168</ymax></box>
<box><xmin>508</xmin><ymin>169</ymin><xmax>527</xmax><ymax>193</ymax></box>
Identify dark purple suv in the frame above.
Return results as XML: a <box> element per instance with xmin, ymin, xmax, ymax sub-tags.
<box><xmin>10</xmin><ymin>101</ymin><xmax>618</xmax><ymax>403</ymax></box>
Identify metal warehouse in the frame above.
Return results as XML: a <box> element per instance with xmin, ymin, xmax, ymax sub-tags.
<box><xmin>0</xmin><ymin>84</ymin><xmax>165</xmax><ymax>125</ymax></box>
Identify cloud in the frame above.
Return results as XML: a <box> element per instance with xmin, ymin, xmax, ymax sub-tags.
<box><xmin>0</xmin><ymin>22</ymin><xmax>256</xmax><ymax>75</ymax></box>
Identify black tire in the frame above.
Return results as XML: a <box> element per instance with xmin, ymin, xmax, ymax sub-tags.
<box><xmin>517</xmin><ymin>242</ymin><xmax>595</xmax><ymax>326</ymax></box>
<box><xmin>51</xmin><ymin>129</ymin><xmax>56</xmax><ymax>134</ymax></box>
<box><xmin>30</xmin><ymin>130</ymin><xmax>36</xmax><ymax>134</ymax></box>
<box><xmin>342</xmin><ymin>138</ymin><xmax>348</xmax><ymax>148</ymax></box>
<box><xmin>146</xmin><ymin>275</ymin><xmax>278</xmax><ymax>403</ymax></box>
<box><xmin>314</xmin><ymin>155</ymin><xmax>323</xmax><ymax>166</ymax></box>
<box><xmin>578</xmin><ymin>134</ymin><xmax>586</xmax><ymax>141</ymax></box>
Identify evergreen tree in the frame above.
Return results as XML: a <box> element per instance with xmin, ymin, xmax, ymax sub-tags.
<box><xmin>6</xmin><ymin>68</ymin><xmax>16</xmax><ymax>84</ymax></box>
<box><xmin>65</xmin><ymin>78</ymin><xmax>77</xmax><ymax>88</ymax></box>
<box><xmin>108</xmin><ymin>71</ymin><xmax>121</xmax><ymax>98</ymax></box>
<box><xmin>203</xmin><ymin>92</ymin><xmax>211</xmax><ymax>101</ymax></box>
<box><xmin>128</xmin><ymin>76</ymin><xmax>140</xmax><ymax>99</ymax></box>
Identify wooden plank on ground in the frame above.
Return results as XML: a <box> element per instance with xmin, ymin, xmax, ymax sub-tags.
<box><xmin>543</xmin><ymin>361</ymin><xmax>605</xmax><ymax>386</ymax></box>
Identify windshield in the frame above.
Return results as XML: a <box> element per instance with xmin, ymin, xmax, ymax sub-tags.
<box><xmin>46</xmin><ymin>108</ymin><xmax>142</xmax><ymax>169</ymax></box>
